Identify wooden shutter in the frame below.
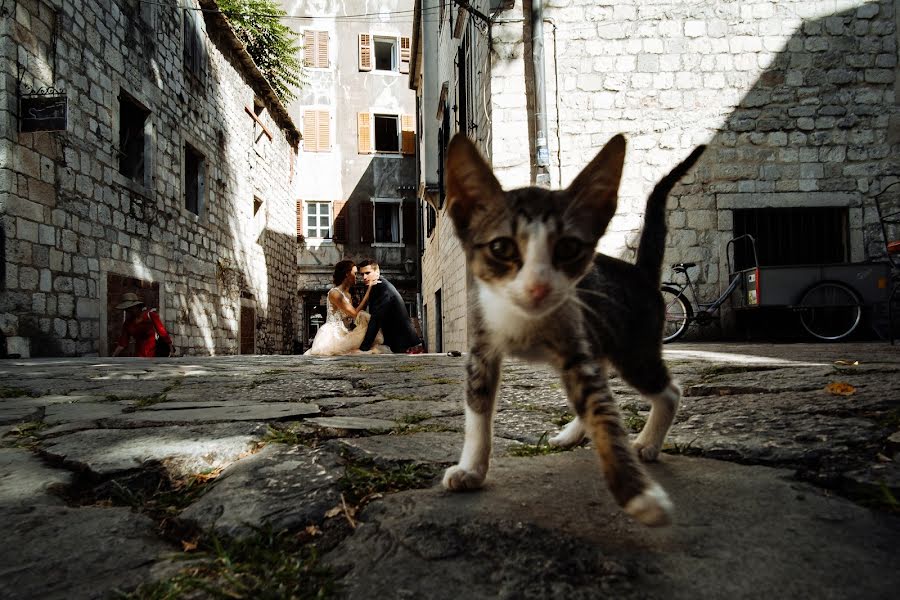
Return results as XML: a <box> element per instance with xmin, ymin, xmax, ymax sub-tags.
<box><xmin>401</xmin><ymin>114</ymin><xmax>416</xmax><ymax>155</ymax></box>
<box><xmin>332</xmin><ymin>200</ymin><xmax>347</xmax><ymax>243</ymax></box>
<box><xmin>358</xmin><ymin>33</ymin><xmax>372</xmax><ymax>71</ymax></box>
<box><xmin>303</xmin><ymin>30</ymin><xmax>315</xmax><ymax>66</ymax></box>
<box><xmin>316</xmin><ymin>111</ymin><xmax>330</xmax><ymax>152</ymax></box>
<box><xmin>357</xmin><ymin>112</ymin><xmax>372</xmax><ymax>154</ymax></box>
<box><xmin>303</xmin><ymin>111</ymin><xmax>317</xmax><ymax>151</ymax></box>
<box><xmin>359</xmin><ymin>200</ymin><xmax>374</xmax><ymax>243</ymax></box>
<box><xmin>402</xmin><ymin>200</ymin><xmax>416</xmax><ymax>244</ymax></box>
<box><xmin>400</xmin><ymin>36</ymin><xmax>411</xmax><ymax>74</ymax></box>
<box><xmin>316</xmin><ymin>31</ymin><xmax>328</xmax><ymax>68</ymax></box>
<box><xmin>296</xmin><ymin>200</ymin><xmax>304</xmax><ymax>240</ymax></box>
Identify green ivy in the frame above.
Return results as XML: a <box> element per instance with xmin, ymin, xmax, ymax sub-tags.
<box><xmin>218</xmin><ymin>0</ymin><xmax>305</xmax><ymax>103</ymax></box>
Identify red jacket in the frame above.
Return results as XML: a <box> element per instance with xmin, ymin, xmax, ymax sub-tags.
<box><xmin>117</xmin><ymin>309</ymin><xmax>172</xmax><ymax>357</ymax></box>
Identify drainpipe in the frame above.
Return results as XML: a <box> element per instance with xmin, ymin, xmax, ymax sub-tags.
<box><xmin>532</xmin><ymin>0</ymin><xmax>551</xmax><ymax>187</ymax></box>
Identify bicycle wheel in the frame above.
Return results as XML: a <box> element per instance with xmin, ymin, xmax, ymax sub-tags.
<box><xmin>661</xmin><ymin>286</ymin><xmax>692</xmax><ymax>343</ymax></box>
<box><xmin>798</xmin><ymin>281</ymin><xmax>862</xmax><ymax>341</ymax></box>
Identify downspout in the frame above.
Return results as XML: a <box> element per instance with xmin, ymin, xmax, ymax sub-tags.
<box><xmin>531</xmin><ymin>0</ymin><xmax>550</xmax><ymax>187</ymax></box>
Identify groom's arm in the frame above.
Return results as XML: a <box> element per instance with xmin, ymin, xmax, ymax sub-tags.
<box><xmin>358</xmin><ymin>308</ymin><xmax>382</xmax><ymax>351</ymax></box>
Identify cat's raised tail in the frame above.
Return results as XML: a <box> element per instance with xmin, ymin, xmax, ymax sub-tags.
<box><xmin>635</xmin><ymin>145</ymin><xmax>707</xmax><ymax>285</ymax></box>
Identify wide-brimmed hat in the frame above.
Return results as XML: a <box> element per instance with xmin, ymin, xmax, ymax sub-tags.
<box><xmin>115</xmin><ymin>292</ymin><xmax>144</xmax><ymax>310</ymax></box>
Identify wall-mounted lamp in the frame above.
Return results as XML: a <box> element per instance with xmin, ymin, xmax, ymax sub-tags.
<box><xmin>404</xmin><ymin>258</ymin><xmax>416</xmax><ymax>276</ymax></box>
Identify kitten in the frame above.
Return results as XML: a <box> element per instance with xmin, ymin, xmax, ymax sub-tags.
<box><xmin>442</xmin><ymin>134</ymin><xmax>705</xmax><ymax>526</ymax></box>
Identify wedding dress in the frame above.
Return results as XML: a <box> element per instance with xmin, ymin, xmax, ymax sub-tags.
<box><xmin>304</xmin><ymin>288</ymin><xmax>388</xmax><ymax>356</ymax></box>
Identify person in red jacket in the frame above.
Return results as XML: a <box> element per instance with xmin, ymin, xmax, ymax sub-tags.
<box><xmin>111</xmin><ymin>293</ymin><xmax>173</xmax><ymax>357</ymax></box>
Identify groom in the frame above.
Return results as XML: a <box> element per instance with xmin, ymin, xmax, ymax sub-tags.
<box><xmin>357</xmin><ymin>258</ymin><xmax>424</xmax><ymax>354</ymax></box>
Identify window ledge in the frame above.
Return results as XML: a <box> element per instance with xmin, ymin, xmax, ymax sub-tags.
<box><xmin>371</xmin><ymin>70</ymin><xmax>401</xmax><ymax>76</ymax></box>
<box><xmin>371</xmin><ymin>242</ymin><xmax>404</xmax><ymax>248</ymax></box>
<box><xmin>372</xmin><ymin>152</ymin><xmax>403</xmax><ymax>158</ymax></box>
<box><xmin>113</xmin><ymin>171</ymin><xmax>152</xmax><ymax>198</ymax></box>
<box><xmin>306</xmin><ymin>238</ymin><xmax>337</xmax><ymax>247</ymax></box>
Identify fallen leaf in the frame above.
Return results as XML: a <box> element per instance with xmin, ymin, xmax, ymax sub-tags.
<box><xmin>833</xmin><ymin>360</ymin><xmax>859</xmax><ymax>366</ymax></box>
<box><xmin>181</xmin><ymin>539</ymin><xmax>198</xmax><ymax>552</ymax></box>
<box><xmin>825</xmin><ymin>382</ymin><xmax>856</xmax><ymax>396</ymax></box>
<box><xmin>305</xmin><ymin>525</ymin><xmax>322</xmax><ymax>536</ymax></box>
<box><xmin>324</xmin><ymin>505</ymin><xmax>342</xmax><ymax>519</ymax></box>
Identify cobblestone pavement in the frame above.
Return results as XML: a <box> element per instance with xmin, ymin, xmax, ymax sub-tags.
<box><xmin>0</xmin><ymin>343</ymin><xmax>898</xmax><ymax>599</ymax></box>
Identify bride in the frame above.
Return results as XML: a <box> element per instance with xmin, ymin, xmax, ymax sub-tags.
<box><xmin>305</xmin><ymin>260</ymin><xmax>389</xmax><ymax>356</ymax></box>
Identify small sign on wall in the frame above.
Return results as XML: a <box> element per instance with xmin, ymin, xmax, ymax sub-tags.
<box><xmin>19</xmin><ymin>88</ymin><xmax>67</xmax><ymax>133</ymax></box>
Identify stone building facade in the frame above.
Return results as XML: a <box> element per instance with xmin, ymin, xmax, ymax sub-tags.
<box><xmin>414</xmin><ymin>0</ymin><xmax>900</xmax><ymax>343</ymax></box>
<box><xmin>1</xmin><ymin>0</ymin><xmax>301</xmax><ymax>357</ymax></box>
<box><xmin>282</xmin><ymin>0</ymin><xmax>420</xmax><ymax>351</ymax></box>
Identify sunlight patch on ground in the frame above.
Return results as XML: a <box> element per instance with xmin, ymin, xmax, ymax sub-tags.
<box><xmin>664</xmin><ymin>348</ymin><xmax>827</xmax><ymax>366</ymax></box>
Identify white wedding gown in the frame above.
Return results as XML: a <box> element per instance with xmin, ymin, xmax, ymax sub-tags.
<box><xmin>304</xmin><ymin>288</ymin><xmax>389</xmax><ymax>356</ymax></box>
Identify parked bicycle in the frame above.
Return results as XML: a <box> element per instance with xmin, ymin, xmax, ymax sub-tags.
<box><xmin>661</xmin><ymin>234</ymin><xmax>879</xmax><ymax>343</ymax></box>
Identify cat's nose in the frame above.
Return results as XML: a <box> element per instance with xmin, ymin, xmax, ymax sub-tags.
<box><xmin>526</xmin><ymin>282</ymin><xmax>551</xmax><ymax>304</ymax></box>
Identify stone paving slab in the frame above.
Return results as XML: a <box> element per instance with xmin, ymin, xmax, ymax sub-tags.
<box><xmin>328</xmin><ymin>431</ymin><xmax>517</xmax><ymax>466</ymax></box>
<box><xmin>306</xmin><ymin>416</ymin><xmax>398</xmax><ymax>432</ymax></box>
<box><xmin>106</xmin><ymin>401</ymin><xmax>319</xmax><ymax>426</ymax></box>
<box><xmin>326</xmin><ymin>451</ymin><xmax>900</xmax><ymax>600</ymax></box>
<box><xmin>0</xmin><ymin>448</ymin><xmax>71</xmax><ymax>507</ymax></box>
<box><xmin>40</xmin><ymin>422</ymin><xmax>269</xmax><ymax>477</ymax></box>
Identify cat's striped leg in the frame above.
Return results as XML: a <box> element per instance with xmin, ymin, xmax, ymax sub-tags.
<box><xmin>443</xmin><ymin>346</ymin><xmax>502</xmax><ymax>491</ymax></box>
<box><xmin>633</xmin><ymin>381</ymin><xmax>681</xmax><ymax>462</ymax></box>
<box><xmin>561</xmin><ymin>356</ymin><xmax>673</xmax><ymax>526</ymax></box>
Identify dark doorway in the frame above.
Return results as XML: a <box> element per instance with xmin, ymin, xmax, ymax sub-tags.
<box><xmin>434</xmin><ymin>289</ymin><xmax>443</xmax><ymax>353</ymax></box>
<box><xmin>240</xmin><ymin>305</ymin><xmax>255</xmax><ymax>354</ymax></box>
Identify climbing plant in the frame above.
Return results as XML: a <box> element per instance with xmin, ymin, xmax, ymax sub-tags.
<box><xmin>217</xmin><ymin>0</ymin><xmax>305</xmax><ymax>103</ymax></box>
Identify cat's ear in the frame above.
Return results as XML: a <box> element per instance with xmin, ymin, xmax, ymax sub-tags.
<box><xmin>567</xmin><ymin>134</ymin><xmax>626</xmax><ymax>227</ymax></box>
<box><xmin>446</xmin><ymin>134</ymin><xmax>503</xmax><ymax>234</ymax></box>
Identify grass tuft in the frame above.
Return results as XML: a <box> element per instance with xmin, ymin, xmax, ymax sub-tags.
<box><xmin>339</xmin><ymin>460</ymin><xmax>438</xmax><ymax>505</ymax></box>
<box><xmin>508</xmin><ymin>432</ymin><xmax>568</xmax><ymax>457</ymax></box>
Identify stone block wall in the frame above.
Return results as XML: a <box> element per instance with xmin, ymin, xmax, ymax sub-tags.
<box><xmin>491</xmin><ymin>0</ymin><xmax>900</xmax><ymax>305</ymax></box>
<box><xmin>1</xmin><ymin>0</ymin><xmax>299</xmax><ymax>357</ymax></box>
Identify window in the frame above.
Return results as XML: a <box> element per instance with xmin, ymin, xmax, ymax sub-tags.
<box><xmin>358</xmin><ymin>34</ymin><xmax>410</xmax><ymax>73</ymax></box>
<box><xmin>183</xmin><ymin>7</ymin><xmax>207</xmax><ymax>82</ymax></box>
<box><xmin>374</xmin><ymin>114</ymin><xmax>400</xmax><ymax>153</ymax></box>
<box><xmin>426</xmin><ymin>202</ymin><xmax>436</xmax><ymax>237</ymax></box>
<box><xmin>118</xmin><ymin>92</ymin><xmax>149</xmax><ymax>182</ymax></box>
<box><xmin>303</xmin><ymin>110</ymin><xmax>330</xmax><ymax>152</ymax></box>
<box><xmin>374</xmin><ymin>37</ymin><xmax>396</xmax><ymax>71</ymax></box>
<box><xmin>374</xmin><ymin>199</ymin><xmax>402</xmax><ymax>244</ymax></box>
<box><xmin>306</xmin><ymin>201</ymin><xmax>332</xmax><ymax>239</ymax></box>
<box><xmin>184</xmin><ymin>143</ymin><xmax>205</xmax><ymax>215</ymax></box>
<box><xmin>732</xmin><ymin>207</ymin><xmax>849</xmax><ymax>270</ymax></box>
<box><xmin>303</xmin><ymin>30</ymin><xmax>328</xmax><ymax>68</ymax></box>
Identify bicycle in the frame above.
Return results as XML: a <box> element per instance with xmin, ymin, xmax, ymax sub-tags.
<box><xmin>661</xmin><ymin>234</ymin><xmax>865</xmax><ymax>343</ymax></box>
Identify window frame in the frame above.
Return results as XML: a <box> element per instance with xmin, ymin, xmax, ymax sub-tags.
<box><xmin>372</xmin><ymin>35</ymin><xmax>398</xmax><ymax>73</ymax></box>
<box><xmin>373</xmin><ymin>113</ymin><xmax>401</xmax><ymax>154</ymax></box>
<box><xmin>303</xmin><ymin>29</ymin><xmax>329</xmax><ymax>69</ymax></box>
<box><xmin>117</xmin><ymin>91</ymin><xmax>151</xmax><ymax>186</ymax></box>
<box><xmin>303</xmin><ymin>108</ymin><xmax>331</xmax><ymax>153</ymax></box>
<box><xmin>183</xmin><ymin>142</ymin><xmax>206</xmax><ymax>217</ymax></box>
<box><xmin>305</xmin><ymin>200</ymin><xmax>333</xmax><ymax>241</ymax></box>
<box><xmin>182</xmin><ymin>5</ymin><xmax>207</xmax><ymax>85</ymax></box>
<box><xmin>371</xmin><ymin>197</ymin><xmax>404</xmax><ymax>247</ymax></box>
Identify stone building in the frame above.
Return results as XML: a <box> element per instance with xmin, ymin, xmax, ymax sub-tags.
<box><xmin>412</xmin><ymin>0</ymin><xmax>900</xmax><ymax>346</ymax></box>
<box><xmin>1</xmin><ymin>0</ymin><xmax>301</xmax><ymax>357</ymax></box>
<box><xmin>281</xmin><ymin>0</ymin><xmax>420</xmax><ymax>351</ymax></box>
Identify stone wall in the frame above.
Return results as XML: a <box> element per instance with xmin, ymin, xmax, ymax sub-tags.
<box><xmin>1</xmin><ymin>0</ymin><xmax>299</xmax><ymax>357</ymax></box>
<box><xmin>491</xmin><ymin>0</ymin><xmax>900</xmax><ymax>307</ymax></box>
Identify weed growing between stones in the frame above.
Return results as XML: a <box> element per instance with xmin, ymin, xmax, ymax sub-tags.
<box><xmin>508</xmin><ymin>432</ymin><xmax>570</xmax><ymax>457</ymax></box>
<box><xmin>261</xmin><ymin>424</ymin><xmax>317</xmax><ymax>447</ymax></box>
<box><xmin>427</xmin><ymin>377</ymin><xmax>460</xmax><ymax>385</ymax></box>
<box><xmin>551</xmin><ymin>411</ymin><xmax>574</xmax><ymax>428</ymax></box>
<box><xmin>339</xmin><ymin>458</ymin><xmax>439</xmax><ymax>505</ymax></box>
<box><xmin>0</xmin><ymin>386</ymin><xmax>31</xmax><ymax>398</ymax></box>
<box><xmin>620</xmin><ymin>404</ymin><xmax>648</xmax><ymax>434</ymax></box>
<box><xmin>116</xmin><ymin>525</ymin><xmax>339</xmax><ymax>600</ymax></box>
<box><xmin>383</xmin><ymin>393</ymin><xmax>419</xmax><ymax>402</ymax></box>
<box><xmin>663</xmin><ymin>438</ymin><xmax>703</xmax><ymax>457</ymax></box>
<box><xmin>392</xmin><ymin>423</ymin><xmax>458</xmax><ymax>435</ymax></box>
<box><xmin>398</xmin><ymin>412</ymin><xmax>432</xmax><ymax>425</ymax></box>
<box><xmin>2</xmin><ymin>420</ymin><xmax>48</xmax><ymax>449</ymax></box>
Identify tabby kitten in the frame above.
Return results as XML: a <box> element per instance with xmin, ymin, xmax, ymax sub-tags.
<box><xmin>442</xmin><ymin>134</ymin><xmax>705</xmax><ymax>526</ymax></box>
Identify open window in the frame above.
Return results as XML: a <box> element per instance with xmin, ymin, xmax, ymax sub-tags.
<box><xmin>373</xmin><ymin>37</ymin><xmax>397</xmax><ymax>71</ymax></box>
<box><xmin>118</xmin><ymin>92</ymin><xmax>149</xmax><ymax>182</ymax></box>
<box><xmin>374</xmin><ymin>114</ymin><xmax>400</xmax><ymax>153</ymax></box>
<box><xmin>184</xmin><ymin>143</ymin><xmax>205</xmax><ymax>215</ymax></box>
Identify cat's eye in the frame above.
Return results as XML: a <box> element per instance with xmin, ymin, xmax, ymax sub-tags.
<box><xmin>488</xmin><ymin>237</ymin><xmax>519</xmax><ymax>261</ymax></box>
<box><xmin>554</xmin><ymin>237</ymin><xmax>586</xmax><ymax>263</ymax></box>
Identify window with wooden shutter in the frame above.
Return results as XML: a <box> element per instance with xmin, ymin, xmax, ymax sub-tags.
<box><xmin>359</xmin><ymin>200</ymin><xmax>374</xmax><ymax>243</ymax></box>
<box><xmin>303</xmin><ymin>110</ymin><xmax>330</xmax><ymax>152</ymax></box>
<box><xmin>400</xmin><ymin>36</ymin><xmax>411</xmax><ymax>74</ymax></box>
<box><xmin>332</xmin><ymin>200</ymin><xmax>347</xmax><ymax>243</ymax></box>
<box><xmin>358</xmin><ymin>33</ymin><xmax>372</xmax><ymax>71</ymax></box>
<box><xmin>401</xmin><ymin>114</ymin><xmax>415</xmax><ymax>155</ymax></box>
<box><xmin>304</xmin><ymin>30</ymin><xmax>329</xmax><ymax>68</ymax></box>
<box><xmin>357</xmin><ymin>112</ymin><xmax>372</xmax><ymax>154</ymax></box>
<box><xmin>402</xmin><ymin>200</ymin><xmax>416</xmax><ymax>244</ymax></box>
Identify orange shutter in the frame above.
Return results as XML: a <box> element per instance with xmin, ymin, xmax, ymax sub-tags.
<box><xmin>400</xmin><ymin>36</ymin><xmax>411</xmax><ymax>74</ymax></box>
<box><xmin>303</xmin><ymin>30</ymin><xmax>315</xmax><ymax>67</ymax></box>
<box><xmin>358</xmin><ymin>33</ymin><xmax>372</xmax><ymax>71</ymax></box>
<box><xmin>357</xmin><ymin>112</ymin><xmax>371</xmax><ymax>154</ymax></box>
<box><xmin>303</xmin><ymin>111</ymin><xmax>317</xmax><ymax>151</ymax></box>
<box><xmin>332</xmin><ymin>200</ymin><xmax>347</xmax><ymax>243</ymax></box>
<box><xmin>317</xmin><ymin>111</ymin><xmax>330</xmax><ymax>152</ymax></box>
<box><xmin>401</xmin><ymin>114</ymin><xmax>415</xmax><ymax>155</ymax></box>
<box><xmin>296</xmin><ymin>200</ymin><xmax>304</xmax><ymax>240</ymax></box>
<box><xmin>316</xmin><ymin>31</ymin><xmax>328</xmax><ymax>68</ymax></box>
<box><xmin>359</xmin><ymin>200</ymin><xmax>374</xmax><ymax>243</ymax></box>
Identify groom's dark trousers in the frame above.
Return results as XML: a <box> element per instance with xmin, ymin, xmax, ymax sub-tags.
<box><xmin>359</xmin><ymin>276</ymin><xmax>421</xmax><ymax>353</ymax></box>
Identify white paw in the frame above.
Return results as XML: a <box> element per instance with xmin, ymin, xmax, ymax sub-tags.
<box><xmin>632</xmin><ymin>439</ymin><xmax>661</xmax><ymax>462</ymax></box>
<box><xmin>624</xmin><ymin>483</ymin><xmax>673</xmax><ymax>527</ymax></box>
<box><xmin>549</xmin><ymin>418</ymin><xmax>585</xmax><ymax>448</ymax></box>
<box><xmin>442</xmin><ymin>465</ymin><xmax>486</xmax><ymax>491</ymax></box>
